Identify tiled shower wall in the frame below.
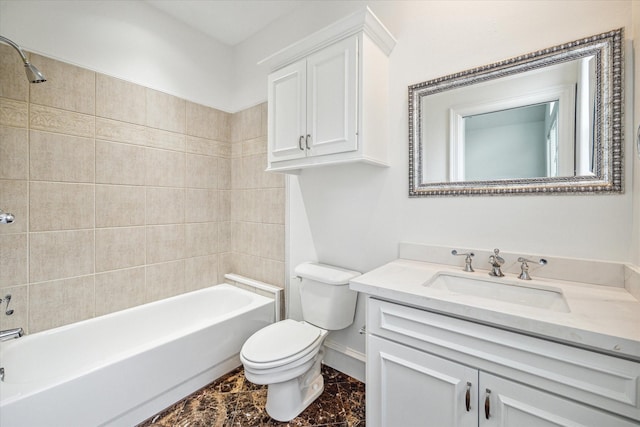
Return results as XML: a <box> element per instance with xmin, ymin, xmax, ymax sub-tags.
<box><xmin>0</xmin><ymin>45</ymin><xmax>284</xmax><ymax>334</ymax></box>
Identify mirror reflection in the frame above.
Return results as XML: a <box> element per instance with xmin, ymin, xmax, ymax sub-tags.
<box><xmin>409</xmin><ymin>29</ymin><xmax>623</xmax><ymax>196</ymax></box>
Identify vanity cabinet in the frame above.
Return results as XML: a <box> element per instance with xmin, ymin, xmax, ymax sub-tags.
<box><xmin>366</xmin><ymin>298</ymin><xmax>640</xmax><ymax>427</ymax></box>
<box><xmin>264</xmin><ymin>8</ymin><xmax>395</xmax><ymax>172</ymax></box>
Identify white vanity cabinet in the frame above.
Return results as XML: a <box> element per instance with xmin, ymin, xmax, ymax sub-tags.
<box><xmin>263</xmin><ymin>8</ymin><xmax>395</xmax><ymax>172</ymax></box>
<box><xmin>366</xmin><ymin>298</ymin><xmax>640</xmax><ymax>427</ymax></box>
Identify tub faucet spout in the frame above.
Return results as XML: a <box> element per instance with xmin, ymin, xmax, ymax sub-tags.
<box><xmin>0</xmin><ymin>327</ymin><xmax>23</xmax><ymax>341</ymax></box>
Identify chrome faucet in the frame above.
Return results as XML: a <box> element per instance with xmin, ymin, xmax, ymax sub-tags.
<box><xmin>488</xmin><ymin>248</ymin><xmax>505</xmax><ymax>277</ymax></box>
<box><xmin>0</xmin><ymin>327</ymin><xmax>23</xmax><ymax>341</ymax></box>
<box><xmin>517</xmin><ymin>257</ymin><xmax>548</xmax><ymax>280</ymax></box>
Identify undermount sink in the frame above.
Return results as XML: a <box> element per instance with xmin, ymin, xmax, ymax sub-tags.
<box><xmin>424</xmin><ymin>272</ymin><xmax>570</xmax><ymax>313</ymax></box>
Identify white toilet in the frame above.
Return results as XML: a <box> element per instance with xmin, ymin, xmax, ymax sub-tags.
<box><xmin>240</xmin><ymin>262</ymin><xmax>360</xmax><ymax>421</ymax></box>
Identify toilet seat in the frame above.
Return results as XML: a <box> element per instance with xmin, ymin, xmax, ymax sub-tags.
<box><xmin>241</xmin><ymin>320</ymin><xmax>324</xmax><ymax>370</ymax></box>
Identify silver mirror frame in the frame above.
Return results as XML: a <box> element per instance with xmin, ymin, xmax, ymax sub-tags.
<box><xmin>409</xmin><ymin>28</ymin><xmax>624</xmax><ymax>197</ymax></box>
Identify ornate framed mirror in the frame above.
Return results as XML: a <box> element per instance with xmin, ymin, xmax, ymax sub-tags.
<box><xmin>408</xmin><ymin>29</ymin><xmax>624</xmax><ymax>196</ymax></box>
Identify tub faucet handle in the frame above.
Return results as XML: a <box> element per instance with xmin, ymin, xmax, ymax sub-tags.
<box><xmin>0</xmin><ymin>210</ymin><xmax>14</xmax><ymax>224</ymax></box>
<box><xmin>451</xmin><ymin>250</ymin><xmax>475</xmax><ymax>272</ymax></box>
<box><xmin>517</xmin><ymin>257</ymin><xmax>547</xmax><ymax>280</ymax></box>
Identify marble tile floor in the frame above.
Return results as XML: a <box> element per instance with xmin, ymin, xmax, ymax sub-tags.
<box><xmin>138</xmin><ymin>365</ymin><xmax>365</xmax><ymax>427</ymax></box>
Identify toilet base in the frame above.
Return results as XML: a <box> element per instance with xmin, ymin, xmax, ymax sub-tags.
<box><xmin>264</xmin><ymin>355</ymin><xmax>325</xmax><ymax>421</ymax></box>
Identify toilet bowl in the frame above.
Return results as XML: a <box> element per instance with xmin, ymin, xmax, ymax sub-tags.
<box><xmin>240</xmin><ymin>262</ymin><xmax>360</xmax><ymax>421</ymax></box>
<box><xmin>241</xmin><ymin>320</ymin><xmax>328</xmax><ymax>421</ymax></box>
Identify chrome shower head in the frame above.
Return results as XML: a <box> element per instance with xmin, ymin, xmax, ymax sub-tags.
<box><xmin>0</xmin><ymin>35</ymin><xmax>46</xmax><ymax>83</ymax></box>
<box><xmin>24</xmin><ymin>62</ymin><xmax>46</xmax><ymax>83</ymax></box>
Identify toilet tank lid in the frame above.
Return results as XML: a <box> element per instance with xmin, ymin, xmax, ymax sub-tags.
<box><xmin>295</xmin><ymin>262</ymin><xmax>361</xmax><ymax>285</ymax></box>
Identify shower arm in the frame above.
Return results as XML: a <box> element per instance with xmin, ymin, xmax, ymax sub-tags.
<box><xmin>0</xmin><ymin>35</ymin><xmax>30</xmax><ymax>64</ymax></box>
<box><xmin>0</xmin><ymin>34</ymin><xmax>46</xmax><ymax>83</ymax></box>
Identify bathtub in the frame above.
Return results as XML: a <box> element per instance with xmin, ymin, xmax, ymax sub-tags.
<box><xmin>0</xmin><ymin>282</ymin><xmax>275</xmax><ymax>427</ymax></box>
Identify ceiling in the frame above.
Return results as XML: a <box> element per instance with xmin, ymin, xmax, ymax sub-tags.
<box><xmin>145</xmin><ymin>0</ymin><xmax>304</xmax><ymax>46</ymax></box>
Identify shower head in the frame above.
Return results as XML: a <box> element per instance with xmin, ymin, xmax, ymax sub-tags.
<box><xmin>24</xmin><ymin>62</ymin><xmax>46</xmax><ymax>83</ymax></box>
<box><xmin>0</xmin><ymin>35</ymin><xmax>46</xmax><ymax>83</ymax></box>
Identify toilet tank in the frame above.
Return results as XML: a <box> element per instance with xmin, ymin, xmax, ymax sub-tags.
<box><xmin>295</xmin><ymin>262</ymin><xmax>361</xmax><ymax>330</ymax></box>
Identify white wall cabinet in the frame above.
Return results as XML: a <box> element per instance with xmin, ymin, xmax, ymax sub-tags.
<box><xmin>366</xmin><ymin>298</ymin><xmax>640</xmax><ymax>427</ymax></box>
<box><xmin>268</xmin><ymin>36</ymin><xmax>357</xmax><ymax>164</ymax></box>
<box><xmin>262</xmin><ymin>8</ymin><xmax>395</xmax><ymax>172</ymax></box>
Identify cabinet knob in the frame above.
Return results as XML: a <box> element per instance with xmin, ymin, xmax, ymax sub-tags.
<box><xmin>484</xmin><ymin>389</ymin><xmax>491</xmax><ymax>419</ymax></box>
<box><xmin>465</xmin><ymin>382</ymin><xmax>471</xmax><ymax>412</ymax></box>
<box><xmin>298</xmin><ymin>136</ymin><xmax>305</xmax><ymax>151</ymax></box>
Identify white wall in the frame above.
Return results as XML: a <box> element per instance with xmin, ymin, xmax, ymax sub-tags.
<box><xmin>234</xmin><ymin>0</ymin><xmax>636</xmax><ymax>375</ymax></box>
<box><xmin>633</xmin><ymin>1</ymin><xmax>640</xmax><ymax>267</ymax></box>
<box><xmin>0</xmin><ymin>0</ymin><xmax>234</xmax><ymax>111</ymax></box>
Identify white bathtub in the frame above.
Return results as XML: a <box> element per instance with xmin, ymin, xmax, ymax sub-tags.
<box><xmin>0</xmin><ymin>283</ymin><xmax>275</xmax><ymax>427</ymax></box>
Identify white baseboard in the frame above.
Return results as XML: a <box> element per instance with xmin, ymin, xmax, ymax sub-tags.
<box><xmin>322</xmin><ymin>339</ymin><xmax>366</xmax><ymax>383</ymax></box>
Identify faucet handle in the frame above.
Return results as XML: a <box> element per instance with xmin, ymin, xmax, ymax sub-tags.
<box><xmin>452</xmin><ymin>250</ymin><xmax>475</xmax><ymax>272</ymax></box>
<box><xmin>517</xmin><ymin>257</ymin><xmax>547</xmax><ymax>280</ymax></box>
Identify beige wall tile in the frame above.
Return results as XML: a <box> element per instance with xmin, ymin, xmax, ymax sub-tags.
<box><xmin>96</xmin><ymin>185</ymin><xmax>145</xmax><ymax>227</ymax></box>
<box><xmin>186</xmin><ymin>154</ymin><xmax>217</xmax><ymax>189</ymax></box>
<box><xmin>95</xmin><ymin>267</ymin><xmax>146</xmax><ymax>316</ymax></box>
<box><xmin>30</xmin><ymin>104</ymin><xmax>94</xmax><ymax>138</ymax></box>
<box><xmin>0</xmin><ymin>44</ymin><xmax>28</xmax><ymax>101</ymax></box>
<box><xmin>232</xmin><ymin>104</ymin><xmax>262</xmax><ymax>142</ymax></box>
<box><xmin>146</xmin><ymin>224</ymin><xmax>184</xmax><ymax>263</ymax></box>
<box><xmin>261</xmin><ymin>188</ymin><xmax>285</xmax><ymax>224</ymax></box>
<box><xmin>146</xmin><ymin>260</ymin><xmax>185</xmax><ymax>302</ymax></box>
<box><xmin>217</xmin><ymin>157</ymin><xmax>231</xmax><ymax>190</ymax></box>
<box><xmin>146</xmin><ymin>127</ymin><xmax>185</xmax><ymax>151</ymax></box>
<box><xmin>30</xmin><ymin>182</ymin><xmax>94</xmax><ymax>231</ymax></box>
<box><xmin>95</xmin><ymin>227</ymin><xmax>146</xmax><ymax>272</ymax></box>
<box><xmin>0</xmin><ymin>98</ymin><xmax>28</xmax><ymax>128</ymax></box>
<box><xmin>96</xmin><ymin>140</ymin><xmax>145</xmax><ymax>185</ymax></box>
<box><xmin>218</xmin><ymin>252</ymin><xmax>233</xmax><ymax>283</ymax></box>
<box><xmin>145</xmin><ymin>148</ymin><xmax>185</xmax><ymax>187</ymax></box>
<box><xmin>260</xmin><ymin>102</ymin><xmax>268</xmax><ymax>137</ymax></box>
<box><xmin>218</xmin><ymin>221</ymin><xmax>232</xmax><ymax>252</ymax></box>
<box><xmin>263</xmin><ymin>259</ymin><xmax>285</xmax><ymax>288</ymax></box>
<box><xmin>186</xmin><ymin>101</ymin><xmax>230</xmax><ymax>141</ymax></box>
<box><xmin>29</xmin><ymin>54</ymin><xmax>95</xmax><ymax>114</ymax></box>
<box><xmin>242</xmin><ymin>136</ymin><xmax>267</xmax><ymax>156</ymax></box>
<box><xmin>0</xmin><ymin>126</ymin><xmax>28</xmax><ymax>179</ymax></box>
<box><xmin>146</xmin><ymin>187</ymin><xmax>184</xmax><ymax>225</ymax></box>
<box><xmin>146</xmin><ymin>89</ymin><xmax>185</xmax><ymax>133</ymax></box>
<box><xmin>30</xmin><ymin>130</ymin><xmax>94</xmax><ymax>183</ymax></box>
<box><xmin>0</xmin><ymin>180</ymin><xmax>28</xmax><ymax>234</ymax></box>
<box><xmin>0</xmin><ymin>233</ymin><xmax>28</xmax><ymax>286</ymax></box>
<box><xmin>185</xmin><ymin>222</ymin><xmax>218</xmax><ymax>258</ymax></box>
<box><xmin>0</xmin><ymin>284</ymin><xmax>28</xmax><ymax>333</ymax></box>
<box><xmin>185</xmin><ymin>188</ymin><xmax>218</xmax><ymax>223</ymax></box>
<box><xmin>0</xmin><ymin>53</ymin><xmax>284</xmax><ymax>333</ymax></box>
<box><xmin>219</xmin><ymin>190</ymin><xmax>231</xmax><ymax>222</ymax></box>
<box><xmin>263</xmin><ymin>223</ymin><xmax>285</xmax><ymax>261</ymax></box>
<box><xmin>96</xmin><ymin>117</ymin><xmax>148</xmax><ymax>146</ymax></box>
<box><xmin>29</xmin><ymin>275</ymin><xmax>95</xmax><ymax>332</ymax></box>
<box><xmin>186</xmin><ymin>135</ymin><xmax>225</xmax><ymax>157</ymax></box>
<box><xmin>30</xmin><ymin>230</ymin><xmax>94</xmax><ymax>282</ymax></box>
<box><xmin>185</xmin><ymin>255</ymin><xmax>218</xmax><ymax>291</ymax></box>
<box><xmin>96</xmin><ymin>74</ymin><xmax>146</xmax><ymax>125</ymax></box>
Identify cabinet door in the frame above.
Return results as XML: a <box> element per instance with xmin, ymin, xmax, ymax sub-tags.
<box><xmin>268</xmin><ymin>60</ymin><xmax>307</xmax><ymax>163</ymax></box>
<box><xmin>306</xmin><ymin>35</ymin><xmax>358</xmax><ymax>157</ymax></box>
<box><xmin>368</xmin><ymin>335</ymin><xmax>478</xmax><ymax>427</ymax></box>
<box><xmin>479</xmin><ymin>372</ymin><xmax>639</xmax><ymax>427</ymax></box>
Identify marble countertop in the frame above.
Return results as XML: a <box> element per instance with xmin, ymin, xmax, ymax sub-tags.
<box><xmin>350</xmin><ymin>259</ymin><xmax>640</xmax><ymax>361</ymax></box>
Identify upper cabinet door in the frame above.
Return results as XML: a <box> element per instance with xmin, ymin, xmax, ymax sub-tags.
<box><xmin>268</xmin><ymin>60</ymin><xmax>307</xmax><ymax>163</ymax></box>
<box><xmin>305</xmin><ymin>36</ymin><xmax>358</xmax><ymax>157</ymax></box>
